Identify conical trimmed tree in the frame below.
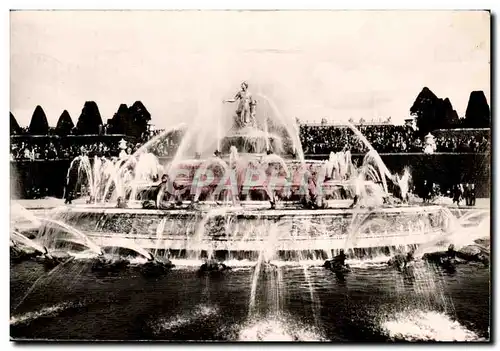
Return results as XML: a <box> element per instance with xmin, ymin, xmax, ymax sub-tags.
<box><xmin>409</xmin><ymin>87</ymin><xmax>460</xmax><ymax>134</ymax></box>
<box><xmin>410</xmin><ymin>87</ymin><xmax>438</xmax><ymax>135</ymax></box>
<box><xmin>434</xmin><ymin>97</ymin><xmax>459</xmax><ymax>130</ymax></box>
<box><xmin>10</xmin><ymin>112</ymin><xmax>21</xmax><ymax>135</ymax></box>
<box><xmin>442</xmin><ymin>98</ymin><xmax>459</xmax><ymax>128</ymax></box>
<box><xmin>464</xmin><ymin>91</ymin><xmax>490</xmax><ymax>128</ymax></box>
<box><xmin>128</xmin><ymin>101</ymin><xmax>151</xmax><ymax>139</ymax></box>
<box><xmin>28</xmin><ymin>105</ymin><xmax>49</xmax><ymax>135</ymax></box>
<box><xmin>76</xmin><ymin>101</ymin><xmax>103</xmax><ymax>135</ymax></box>
<box><xmin>55</xmin><ymin>110</ymin><xmax>75</xmax><ymax>136</ymax></box>
<box><xmin>107</xmin><ymin>104</ymin><xmax>130</xmax><ymax>135</ymax></box>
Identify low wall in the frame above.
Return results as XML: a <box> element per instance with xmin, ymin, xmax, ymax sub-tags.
<box><xmin>11</xmin><ymin>160</ymin><xmax>70</xmax><ymax>199</ymax></box>
<box><xmin>10</xmin><ymin>152</ymin><xmax>491</xmax><ymax>199</ymax></box>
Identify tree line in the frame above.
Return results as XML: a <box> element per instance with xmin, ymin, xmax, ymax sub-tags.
<box><xmin>10</xmin><ymin>100</ymin><xmax>151</xmax><ymax>140</ymax></box>
<box><xmin>410</xmin><ymin>88</ymin><xmax>490</xmax><ymax>136</ymax></box>
<box><xmin>10</xmin><ymin>87</ymin><xmax>490</xmax><ymax>139</ymax></box>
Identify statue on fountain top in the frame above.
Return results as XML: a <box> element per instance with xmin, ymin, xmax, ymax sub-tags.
<box><xmin>223</xmin><ymin>81</ymin><xmax>257</xmax><ymax>128</ymax></box>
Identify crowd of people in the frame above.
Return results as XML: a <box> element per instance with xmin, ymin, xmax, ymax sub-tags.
<box><xmin>298</xmin><ymin>124</ymin><xmax>490</xmax><ymax>154</ymax></box>
<box><xmin>10</xmin><ymin>140</ymin><xmax>122</xmax><ymax>161</ymax></box>
<box><xmin>299</xmin><ymin>124</ymin><xmax>424</xmax><ymax>154</ymax></box>
<box><xmin>9</xmin><ymin>129</ymin><xmax>178</xmax><ymax>162</ymax></box>
<box><xmin>434</xmin><ymin>134</ymin><xmax>490</xmax><ymax>153</ymax></box>
<box><xmin>10</xmin><ymin>123</ymin><xmax>490</xmax><ymax>162</ymax></box>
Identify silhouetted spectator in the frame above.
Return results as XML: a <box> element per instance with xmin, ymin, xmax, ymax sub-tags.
<box><xmin>453</xmin><ymin>184</ymin><xmax>463</xmax><ymax>206</ymax></box>
<box><xmin>470</xmin><ymin>184</ymin><xmax>476</xmax><ymax>206</ymax></box>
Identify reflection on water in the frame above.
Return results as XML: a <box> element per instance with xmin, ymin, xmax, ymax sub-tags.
<box><xmin>10</xmin><ymin>301</ymin><xmax>83</xmax><ymax>327</ymax></box>
<box><xmin>10</xmin><ymin>259</ymin><xmax>489</xmax><ymax>341</ymax></box>
<box><xmin>150</xmin><ymin>304</ymin><xmax>219</xmax><ymax>335</ymax></box>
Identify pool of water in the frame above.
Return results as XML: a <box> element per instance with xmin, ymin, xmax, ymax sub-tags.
<box><xmin>10</xmin><ymin>258</ymin><xmax>490</xmax><ymax>342</ymax></box>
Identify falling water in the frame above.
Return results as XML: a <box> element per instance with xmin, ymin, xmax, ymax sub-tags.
<box><xmin>254</xmin><ymin>93</ymin><xmax>305</xmax><ymax>163</ymax></box>
<box><xmin>414</xmin><ymin>209</ymin><xmax>490</xmax><ymax>258</ymax></box>
<box><xmin>190</xmin><ymin>207</ymin><xmax>235</xmax><ymax>259</ymax></box>
<box><xmin>13</xmin><ymin>256</ymin><xmax>76</xmax><ymax>312</ymax></box>
<box><xmin>45</xmin><ymin>210</ymin><xmax>152</xmax><ymax>259</ymax></box>
<box><xmin>11</xmin><ymin>201</ymin><xmax>41</xmax><ymax>229</ymax></box>
<box><xmin>362</xmin><ymin>152</ymin><xmax>389</xmax><ymax>195</ymax></box>
<box><xmin>11</xmin><ymin>231</ymin><xmax>45</xmax><ymax>253</ymax></box>
<box><xmin>229</xmin><ymin>146</ymin><xmax>239</xmax><ymax>169</ymax></box>
<box><xmin>100</xmin><ymin>123</ymin><xmax>186</xmax><ymax>201</ymax></box>
<box><xmin>260</xmin><ymin>153</ymin><xmax>291</xmax><ymax>179</ymax></box>
<box><xmin>457</xmin><ymin>209</ymin><xmax>489</xmax><ymax>227</ymax></box>
<box><xmin>263</xmin><ymin>116</ymin><xmax>270</xmax><ymax>152</ymax></box>
<box><xmin>104</xmin><ymin>238</ymin><xmax>153</xmax><ymax>260</ymax></box>
<box><xmin>100</xmin><ymin>159</ymin><xmax>126</xmax><ymax>203</ymax></box>
<box><xmin>154</xmin><ymin>218</ymin><xmax>168</xmax><ymax>256</ymax></box>
<box><xmin>343</xmin><ymin>210</ymin><xmax>374</xmax><ymax>252</ymax></box>
<box><xmin>93</xmin><ymin>156</ymin><xmax>102</xmax><ymax>200</ymax></box>
<box><xmin>248</xmin><ymin>250</ymin><xmax>265</xmax><ymax>317</ymax></box>
<box><xmin>247</xmin><ymin>222</ymin><xmax>289</xmax><ymax>319</ymax></box>
<box><xmin>126</xmin><ymin>123</ymin><xmax>186</xmax><ymax>168</ymax></box>
<box><xmin>64</xmin><ymin>157</ymin><xmax>80</xmax><ymax>200</ymax></box>
<box><xmin>38</xmin><ymin>218</ymin><xmax>102</xmax><ymax>255</ymax></box>
<box><xmin>217</xmin><ymin>111</ymin><xmax>221</xmax><ymax>152</ymax></box>
<box><xmin>65</xmin><ymin>155</ymin><xmax>113</xmax><ymax>203</ymax></box>
<box><xmin>229</xmin><ymin>127</ymin><xmax>285</xmax><ymax>155</ymax></box>
<box><xmin>128</xmin><ymin>152</ymin><xmax>163</xmax><ymax>201</ymax></box>
<box><xmin>297</xmin><ymin>251</ymin><xmax>320</xmax><ymax>328</ymax></box>
<box><xmin>345</xmin><ymin>121</ymin><xmax>396</xmax><ymax>196</ymax></box>
<box><xmin>77</xmin><ymin>156</ymin><xmax>95</xmax><ymax>201</ymax></box>
<box><xmin>11</xmin><ymin>202</ymin><xmax>103</xmax><ymax>256</ymax></box>
<box><xmin>396</xmin><ymin>167</ymin><xmax>412</xmax><ymax>201</ymax></box>
<box><xmin>349</xmin><ymin>163</ymin><xmax>387</xmax><ymax>207</ymax></box>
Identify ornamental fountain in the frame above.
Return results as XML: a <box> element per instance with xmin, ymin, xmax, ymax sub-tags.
<box><xmin>10</xmin><ymin>82</ymin><xmax>490</xmax><ymax>342</ymax></box>
<box><xmin>43</xmin><ymin>81</ymin><xmax>451</xmax><ymax>262</ymax></box>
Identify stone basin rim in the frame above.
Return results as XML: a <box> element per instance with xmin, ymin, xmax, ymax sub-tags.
<box><xmin>54</xmin><ymin>204</ymin><xmax>445</xmax><ymax>217</ymax></box>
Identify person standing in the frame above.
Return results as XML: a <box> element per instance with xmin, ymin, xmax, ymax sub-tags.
<box><xmin>470</xmin><ymin>183</ymin><xmax>476</xmax><ymax>206</ymax></box>
<box><xmin>463</xmin><ymin>183</ymin><xmax>471</xmax><ymax>206</ymax></box>
<box><xmin>64</xmin><ymin>189</ymin><xmax>73</xmax><ymax>205</ymax></box>
<box><xmin>453</xmin><ymin>184</ymin><xmax>462</xmax><ymax>206</ymax></box>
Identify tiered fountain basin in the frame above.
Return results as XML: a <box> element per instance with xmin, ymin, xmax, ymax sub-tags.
<box><xmin>48</xmin><ymin>204</ymin><xmax>448</xmax><ymax>254</ymax></box>
<box><xmin>129</xmin><ymin>157</ymin><xmax>363</xmax><ymax>203</ymax></box>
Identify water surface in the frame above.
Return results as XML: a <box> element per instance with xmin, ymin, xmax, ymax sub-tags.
<box><xmin>10</xmin><ymin>259</ymin><xmax>489</xmax><ymax>341</ymax></box>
